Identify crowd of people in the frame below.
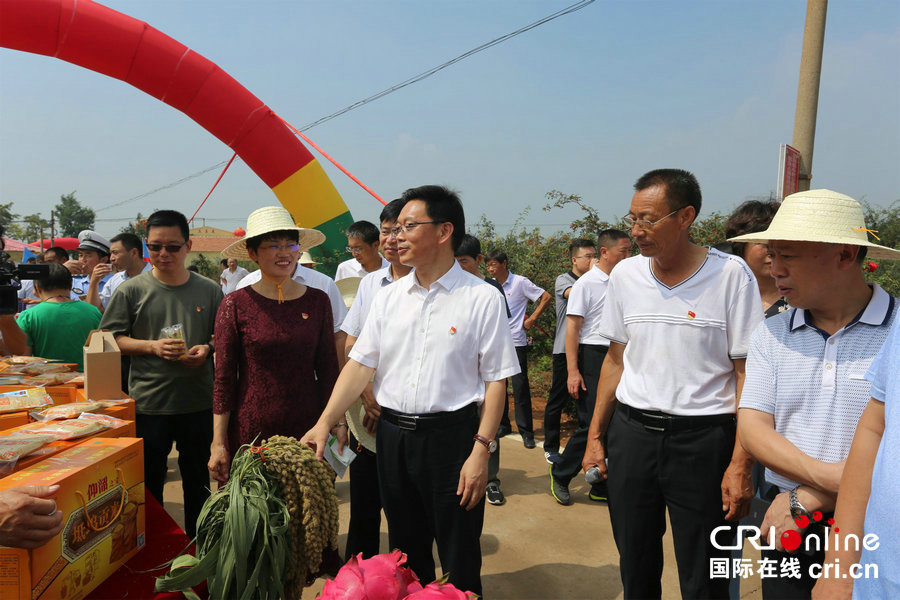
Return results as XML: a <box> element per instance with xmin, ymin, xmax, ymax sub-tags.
<box><xmin>0</xmin><ymin>169</ymin><xmax>896</xmax><ymax>600</ymax></box>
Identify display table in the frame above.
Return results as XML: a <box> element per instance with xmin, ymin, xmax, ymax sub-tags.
<box><xmin>87</xmin><ymin>494</ymin><xmax>208</xmax><ymax>599</ymax></box>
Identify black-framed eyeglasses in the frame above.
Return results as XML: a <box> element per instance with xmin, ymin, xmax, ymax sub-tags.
<box><xmin>622</xmin><ymin>207</ymin><xmax>683</xmax><ymax>231</ymax></box>
<box><xmin>389</xmin><ymin>221</ymin><xmax>443</xmax><ymax>238</ymax></box>
<box><xmin>146</xmin><ymin>241</ymin><xmax>187</xmax><ymax>253</ymax></box>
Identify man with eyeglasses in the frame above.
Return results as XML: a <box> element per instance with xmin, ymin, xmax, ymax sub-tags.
<box><xmin>303</xmin><ymin>185</ymin><xmax>518</xmax><ymax>596</ymax></box>
<box><xmin>543</xmin><ymin>238</ymin><xmax>597</xmax><ymax>465</ymax></box>
<box><xmin>335</xmin><ymin>220</ymin><xmax>389</xmax><ymax>282</ymax></box>
<box><xmin>100</xmin><ymin>209</ymin><xmax>223</xmax><ymax>539</ymax></box>
<box><xmin>582</xmin><ymin>169</ymin><xmax>762</xmax><ymax>599</ymax></box>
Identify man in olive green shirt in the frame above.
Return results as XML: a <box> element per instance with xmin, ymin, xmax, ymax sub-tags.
<box><xmin>100</xmin><ymin>210</ymin><xmax>222</xmax><ymax>538</ymax></box>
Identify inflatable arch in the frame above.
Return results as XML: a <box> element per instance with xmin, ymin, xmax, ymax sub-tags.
<box><xmin>0</xmin><ymin>0</ymin><xmax>354</xmax><ymax>256</ymax></box>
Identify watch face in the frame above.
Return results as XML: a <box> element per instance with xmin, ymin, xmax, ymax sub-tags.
<box><xmin>489</xmin><ymin>440</ymin><xmax>498</xmax><ymax>453</ymax></box>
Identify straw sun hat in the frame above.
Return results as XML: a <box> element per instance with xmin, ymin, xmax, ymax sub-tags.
<box><xmin>222</xmin><ymin>206</ymin><xmax>326</xmax><ymax>260</ymax></box>
<box><xmin>728</xmin><ymin>189</ymin><xmax>900</xmax><ymax>260</ymax></box>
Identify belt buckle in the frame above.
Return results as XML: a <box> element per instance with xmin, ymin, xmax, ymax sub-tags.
<box><xmin>397</xmin><ymin>415</ymin><xmax>418</xmax><ymax>431</ymax></box>
<box><xmin>641</xmin><ymin>411</ymin><xmax>669</xmax><ymax>433</ymax></box>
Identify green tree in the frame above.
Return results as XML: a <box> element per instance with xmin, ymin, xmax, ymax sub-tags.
<box><xmin>0</xmin><ymin>202</ymin><xmax>20</xmax><ymax>238</ymax></box>
<box><xmin>190</xmin><ymin>253</ymin><xmax>220</xmax><ymax>280</ymax></box>
<box><xmin>120</xmin><ymin>212</ymin><xmax>149</xmax><ymax>238</ymax></box>
<box><xmin>54</xmin><ymin>192</ymin><xmax>95</xmax><ymax>237</ymax></box>
<box><xmin>20</xmin><ymin>213</ymin><xmax>51</xmax><ymax>243</ymax></box>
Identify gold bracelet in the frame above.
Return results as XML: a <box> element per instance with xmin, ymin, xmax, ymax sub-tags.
<box><xmin>333</xmin><ymin>422</ymin><xmax>348</xmax><ymax>428</ymax></box>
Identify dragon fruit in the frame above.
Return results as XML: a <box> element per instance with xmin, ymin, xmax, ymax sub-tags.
<box><xmin>318</xmin><ymin>550</ymin><xmax>423</xmax><ymax>600</ymax></box>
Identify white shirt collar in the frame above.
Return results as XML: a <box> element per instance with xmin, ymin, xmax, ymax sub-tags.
<box><xmin>790</xmin><ymin>283</ymin><xmax>894</xmax><ymax>331</ymax></box>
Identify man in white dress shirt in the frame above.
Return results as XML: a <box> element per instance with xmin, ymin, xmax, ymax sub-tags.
<box><xmin>219</xmin><ymin>257</ymin><xmax>249</xmax><ymax>294</ymax></box>
<box><xmin>303</xmin><ymin>185</ymin><xmax>519</xmax><ymax>596</ymax></box>
<box><xmin>96</xmin><ymin>233</ymin><xmax>152</xmax><ymax>310</ymax></box>
<box><xmin>334</xmin><ymin>220</ymin><xmax>389</xmax><ymax>282</ymax></box>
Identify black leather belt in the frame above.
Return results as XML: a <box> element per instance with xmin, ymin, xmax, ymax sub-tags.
<box><xmin>381</xmin><ymin>404</ymin><xmax>478</xmax><ymax>432</ymax></box>
<box><xmin>618</xmin><ymin>402</ymin><xmax>735</xmax><ymax>432</ymax></box>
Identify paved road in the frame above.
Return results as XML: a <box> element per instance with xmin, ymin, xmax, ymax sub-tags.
<box><xmin>162</xmin><ymin>432</ymin><xmax>763</xmax><ymax>599</ymax></box>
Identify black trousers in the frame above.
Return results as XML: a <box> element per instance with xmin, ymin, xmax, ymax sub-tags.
<box><xmin>136</xmin><ymin>410</ymin><xmax>212</xmax><ymax>540</ymax></box>
<box><xmin>500</xmin><ymin>345</ymin><xmax>533</xmax><ymax>436</ymax></box>
<box><xmin>760</xmin><ymin>539</ymin><xmax>824</xmax><ymax>599</ymax></box>
<box><xmin>607</xmin><ymin>405</ymin><xmax>735</xmax><ymax>600</ymax></box>
<box><xmin>345</xmin><ymin>433</ymin><xmax>383</xmax><ymax>561</ymax></box>
<box><xmin>376</xmin><ymin>408</ymin><xmax>484</xmax><ymax>596</ymax></box>
<box><xmin>550</xmin><ymin>344</ymin><xmax>607</xmax><ymax>485</ymax></box>
<box><xmin>542</xmin><ymin>353</ymin><xmax>569</xmax><ymax>454</ymax></box>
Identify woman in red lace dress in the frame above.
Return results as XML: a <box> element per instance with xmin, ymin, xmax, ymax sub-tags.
<box><xmin>208</xmin><ymin>207</ymin><xmax>340</xmax><ymax>483</ymax></box>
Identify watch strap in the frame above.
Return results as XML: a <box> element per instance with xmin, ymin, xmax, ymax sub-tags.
<box><xmin>473</xmin><ymin>434</ymin><xmax>495</xmax><ymax>452</ymax></box>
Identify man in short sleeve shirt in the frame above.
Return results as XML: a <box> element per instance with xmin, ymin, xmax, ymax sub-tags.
<box><xmin>583</xmin><ymin>169</ymin><xmax>762</xmax><ymax>599</ymax></box>
<box><xmin>303</xmin><ymin>185</ymin><xmax>519</xmax><ymax>596</ymax></box>
<box><xmin>485</xmin><ymin>249</ymin><xmax>551</xmax><ymax>448</ymax></box>
<box><xmin>543</xmin><ymin>238</ymin><xmax>596</xmax><ymax>463</ymax></box>
<box><xmin>735</xmin><ymin>190</ymin><xmax>899</xmax><ymax>599</ymax></box>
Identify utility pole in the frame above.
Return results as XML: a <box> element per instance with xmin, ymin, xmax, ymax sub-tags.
<box><xmin>791</xmin><ymin>0</ymin><xmax>828</xmax><ymax>192</ymax></box>
<box><xmin>50</xmin><ymin>211</ymin><xmax>55</xmax><ymax>246</ymax></box>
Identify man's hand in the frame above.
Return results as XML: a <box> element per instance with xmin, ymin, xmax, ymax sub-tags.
<box><xmin>301</xmin><ymin>422</ymin><xmax>334</xmax><ymax>461</ymax></box>
<box><xmin>360</xmin><ymin>383</ymin><xmax>381</xmax><ymax>435</ymax></box>
<box><xmin>151</xmin><ymin>338</ymin><xmax>186</xmax><ymax>361</ymax></box>
<box><xmin>761</xmin><ymin>491</ymin><xmax>801</xmax><ymax>552</ymax></box>
<box><xmin>567</xmin><ymin>371</ymin><xmax>586</xmax><ymax>398</ymax></box>
<box><xmin>457</xmin><ymin>447</ymin><xmax>489</xmax><ymax>510</ymax></box>
<box><xmin>721</xmin><ymin>459</ymin><xmax>754</xmax><ymax>521</ymax></box>
<box><xmin>90</xmin><ymin>263</ymin><xmax>113</xmax><ymax>286</ymax></box>
<box><xmin>180</xmin><ymin>344</ymin><xmax>210</xmax><ymax>368</ymax></box>
<box><xmin>22</xmin><ymin>297</ymin><xmax>40</xmax><ymax>305</ymax></box>
<box><xmin>523</xmin><ymin>316</ymin><xmax>535</xmax><ymax>330</ymax></box>
<box><xmin>0</xmin><ymin>485</ymin><xmax>64</xmax><ymax>549</ymax></box>
<box><xmin>208</xmin><ymin>443</ymin><xmax>230</xmax><ymax>484</ymax></box>
<box><xmin>331</xmin><ymin>423</ymin><xmax>349</xmax><ymax>454</ymax></box>
<box><xmin>582</xmin><ymin>436</ymin><xmax>607</xmax><ymax>480</ymax></box>
<box><xmin>63</xmin><ymin>259</ymin><xmax>83</xmax><ymax>275</ymax></box>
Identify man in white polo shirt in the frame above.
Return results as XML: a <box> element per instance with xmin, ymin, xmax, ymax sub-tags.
<box><xmin>549</xmin><ymin>228</ymin><xmax>630</xmax><ymax>506</ymax></box>
<box><xmin>485</xmin><ymin>249</ymin><xmax>552</xmax><ymax>448</ymax></box>
<box><xmin>583</xmin><ymin>169</ymin><xmax>762</xmax><ymax>599</ymax></box>
<box><xmin>734</xmin><ymin>190</ymin><xmax>899</xmax><ymax>599</ymax></box>
<box><xmin>303</xmin><ymin>185</ymin><xmax>518</xmax><ymax>596</ymax></box>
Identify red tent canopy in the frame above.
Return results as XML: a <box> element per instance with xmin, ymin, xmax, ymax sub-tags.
<box><xmin>30</xmin><ymin>237</ymin><xmax>80</xmax><ymax>250</ymax></box>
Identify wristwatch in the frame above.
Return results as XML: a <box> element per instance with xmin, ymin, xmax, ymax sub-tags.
<box><xmin>789</xmin><ymin>486</ymin><xmax>810</xmax><ymax>520</ymax></box>
<box><xmin>473</xmin><ymin>434</ymin><xmax>497</xmax><ymax>453</ymax></box>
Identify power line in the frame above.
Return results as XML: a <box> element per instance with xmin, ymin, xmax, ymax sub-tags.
<box><xmin>92</xmin><ymin>0</ymin><xmax>595</xmax><ymax>213</ymax></box>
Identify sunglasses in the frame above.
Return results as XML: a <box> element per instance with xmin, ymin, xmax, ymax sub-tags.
<box><xmin>146</xmin><ymin>242</ymin><xmax>187</xmax><ymax>253</ymax></box>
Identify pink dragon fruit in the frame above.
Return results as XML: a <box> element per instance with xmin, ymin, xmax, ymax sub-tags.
<box><xmin>318</xmin><ymin>550</ymin><xmax>423</xmax><ymax>600</ymax></box>
<box><xmin>403</xmin><ymin>581</ymin><xmax>479</xmax><ymax>599</ymax></box>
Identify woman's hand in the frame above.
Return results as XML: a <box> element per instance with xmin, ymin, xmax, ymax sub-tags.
<box><xmin>208</xmin><ymin>443</ymin><xmax>230</xmax><ymax>484</ymax></box>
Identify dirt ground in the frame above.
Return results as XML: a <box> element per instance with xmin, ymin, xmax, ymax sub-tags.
<box><xmin>161</xmin><ymin>395</ymin><xmax>764</xmax><ymax>599</ymax></box>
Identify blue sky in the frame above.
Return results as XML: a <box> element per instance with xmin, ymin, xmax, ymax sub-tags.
<box><xmin>1</xmin><ymin>0</ymin><xmax>898</xmax><ymax>238</ymax></box>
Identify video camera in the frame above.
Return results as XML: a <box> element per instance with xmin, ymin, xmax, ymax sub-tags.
<box><xmin>0</xmin><ymin>252</ymin><xmax>49</xmax><ymax>315</ymax></box>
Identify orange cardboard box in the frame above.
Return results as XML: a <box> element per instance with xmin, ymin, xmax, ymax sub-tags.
<box><xmin>0</xmin><ymin>438</ymin><xmax>145</xmax><ymax>600</ymax></box>
<box><xmin>0</xmin><ymin>419</ymin><xmax>137</xmax><ymax>477</ymax></box>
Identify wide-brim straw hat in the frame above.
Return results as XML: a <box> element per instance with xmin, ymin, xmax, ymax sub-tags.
<box><xmin>728</xmin><ymin>189</ymin><xmax>900</xmax><ymax>260</ymax></box>
<box><xmin>336</xmin><ymin>276</ymin><xmax>362</xmax><ymax>309</ymax></box>
<box><xmin>346</xmin><ymin>398</ymin><xmax>377</xmax><ymax>453</ymax></box>
<box><xmin>222</xmin><ymin>206</ymin><xmax>326</xmax><ymax>260</ymax></box>
<box><xmin>299</xmin><ymin>251</ymin><xmax>321</xmax><ymax>266</ymax></box>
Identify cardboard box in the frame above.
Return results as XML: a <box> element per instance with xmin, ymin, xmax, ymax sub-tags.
<box><xmin>0</xmin><ymin>419</ymin><xmax>137</xmax><ymax>477</ymax></box>
<box><xmin>82</xmin><ymin>332</ymin><xmax>121</xmax><ymax>401</ymax></box>
<box><xmin>0</xmin><ymin>438</ymin><xmax>145</xmax><ymax>600</ymax></box>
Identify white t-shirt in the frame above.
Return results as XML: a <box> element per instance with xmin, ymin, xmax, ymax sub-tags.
<box><xmin>566</xmin><ymin>265</ymin><xmax>611</xmax><ymax>346</ymax></box>
<box><xmin>598</xmin><ymin>249</ymin><xmax>763</xmax><ymax>416</ymax></box>
<box><xmin>99</xmin><ymin>262</ymin><xmax>152</xmax><ymax>308</ymax></box>
<box><xmin>220</xmin><ymin>266</ymin><xmax>249</xmax><ymax>294</ymax></box>
<box><xmin>334</xmin><ymin>256</ymin><xmax>389</xmax><ymax>282</ymax></box>
<box><xmin>341</xmin><ymin>265</ymin><xmax>403</xmax><ymax>338</ymax></box>
<box><xmin>350</xmin><ymin>260</ymin><xmax>520</xmax><ymax>414</ymax></box>
<box><xmin>500</xmin><ymin>273</ymin><xmax>546</xmax><ymax>347</ymax></box>
<box><xmin>237</xmin><ymin>264</ymin><xmax>347</xmax><ymax>332</ymax></box>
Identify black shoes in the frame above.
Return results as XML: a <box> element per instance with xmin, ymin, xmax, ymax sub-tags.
<box><xmin>522</xmin><ymin>433</ymin><xmax>536</xmax><ymax>449</ymax></box>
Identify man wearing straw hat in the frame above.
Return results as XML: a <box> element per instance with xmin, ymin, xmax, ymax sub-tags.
<box><xmin>303</xmin><ymin>185</ymin><xmax>518</xmax><ymax>595</ymax></box>
<box><xmin>234</xmin><ymin>211</ymin><xmax>349</xmax><ymax>362</ymax></box>
<box><xmin>733</xmin><ymin>189</ymin><xmax>899</xmax><ymax>599</ymax></box>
